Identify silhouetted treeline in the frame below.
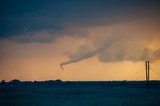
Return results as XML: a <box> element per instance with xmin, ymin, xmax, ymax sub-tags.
<box><xmin>1</xmin><ymin>79</ymin><xmax>160</xmax><ymax>88</ymax></box>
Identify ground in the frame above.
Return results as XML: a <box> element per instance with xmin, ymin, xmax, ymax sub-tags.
<box><xmin>0</xmin><ymin>81</ymin><xmax>160</xmax><ymax>106</ymax></box>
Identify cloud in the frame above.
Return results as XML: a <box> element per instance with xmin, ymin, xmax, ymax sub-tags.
<box><xmin>6</xmin><ymin>27</ymin><xmax>89</xmax><ymax>43</ymax></box>
<box><xmin>60</xmin><ymin>44</ymin><xmax>103</xmax><ymax>70</ymax></box>
<box><xmin>8</xmin><ymin>30</ymin><xmax>55</xmax><ymax>43</ymax></box>
<box><xmin>60</xmin><ymin>22</ymin><xmax>160</xmax><ymax>69</ymax></box>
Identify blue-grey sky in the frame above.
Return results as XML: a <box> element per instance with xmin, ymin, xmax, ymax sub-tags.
<box><xmin>0</xmin><ymin>0</ymin><xmax>160</xmax><ymax>39</ymax></box>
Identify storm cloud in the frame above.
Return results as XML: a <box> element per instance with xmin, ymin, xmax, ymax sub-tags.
<box><xmin>60</xmin><ymin>22</ymin><xmax>160</xmax><ymax>69</ymax></box>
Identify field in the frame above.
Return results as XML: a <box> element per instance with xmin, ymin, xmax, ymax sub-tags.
<box><xmin>0</xmin><ymin>81</ymin><xmax>160</xmax><ymax>106</ymax></box>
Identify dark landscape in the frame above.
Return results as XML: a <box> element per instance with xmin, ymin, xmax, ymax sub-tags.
<box><xmin>0</xmin><ymin>80</ymin><xmax>160</xmax><ymax>106</ymax></box>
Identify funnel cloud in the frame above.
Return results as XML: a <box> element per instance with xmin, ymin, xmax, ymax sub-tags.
<box><xmin>60</xmin><ymin>49</ymin><xmax>99</xmax><ymax>70</ymax></box>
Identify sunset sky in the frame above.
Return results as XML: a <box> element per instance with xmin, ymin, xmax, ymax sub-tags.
<box><xmin>0</xmin><ymin>0</ymin><xmax>160</xmax><ymax>81</ymax></box>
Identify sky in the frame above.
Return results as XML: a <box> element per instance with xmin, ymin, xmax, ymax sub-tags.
<box><xmin>0</xmin><ymin>0</ymin><xmax>160</xmax><ymax>81</ymax></box>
